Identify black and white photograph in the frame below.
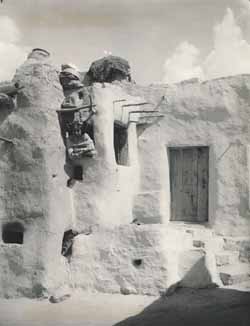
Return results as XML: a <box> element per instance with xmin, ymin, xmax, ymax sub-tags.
<box><xmin>0</xmin><ymin>1</ymin><xmax>250</xmax><ymax>325</ymax></box>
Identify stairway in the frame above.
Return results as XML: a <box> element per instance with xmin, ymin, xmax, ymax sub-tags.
<box><xmin>165</xmin><ymin>224</ymin><xmax>250</xmax><ymax>291</ymax></box>
<box><xmin>216</xmin><ymin>237</ymin><xmax>250</xmax><ymax>290</ymax></box>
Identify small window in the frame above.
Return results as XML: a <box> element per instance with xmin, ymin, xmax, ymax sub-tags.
<box><xmin>61</xmin><ymin>229</ymin><xmax>78</xmax><ymax>259</ymax></box>
<box><xmin>85</xmin><ymin>123</ymin><xmax>95</xmax><ymax>144</ymax></box>
<box><xmin>2</xmin><ymin>222</ymin><xmax>24</xmax><ymax>244</ymax></box>
<box><xmin>73</xmin><ymin>165</ymin><xmax>83</xmax><ymax>180</ymax></box>
<box><xmin>114</xmin><ymin>124</ymin><xmax>129</xmax><ymax>166</ymax></box>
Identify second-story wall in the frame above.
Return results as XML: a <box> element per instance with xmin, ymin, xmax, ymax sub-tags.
<box><xmin>121</xmin><ymin>76</ymin><xmax>250</xmax><ymax>237</ymax></box>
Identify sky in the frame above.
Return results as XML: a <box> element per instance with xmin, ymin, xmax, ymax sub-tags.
<box><xmin>1</xmin><ymin>0</ymin><xmax>250</xmax><ymax>84</ymax></box>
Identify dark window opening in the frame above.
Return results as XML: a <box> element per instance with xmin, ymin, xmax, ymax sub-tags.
<box><xmin>84</xmin><ymin>122</ymin><xmax>95</xmax><ymax>144</ymax></box>
<box><xmin>73</xmin><ymin>165</ymin><xmax>83</xmax><ymax>180</ymax></box>
<box><xmin>2</xmin><ymin>222</ymin><xmax>24</xmax><ymax>244</ymax></box>
<box><xmin>61</xmin><ymin>229</ymin><xmax>78</xmax><ymax>259</ymax></box>
<box><xmin>114</xmin><ymin>123</ymin><xmax>129</xmax><ymax>166</ymax></box>
<box><xmin>78</xmin><ymin>91</ymin><xmax>84</xmax><ymax>99</ymax></box>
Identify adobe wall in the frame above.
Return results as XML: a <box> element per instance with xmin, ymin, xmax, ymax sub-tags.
<box><xmin>0</xmin><ymin>54</ymin><xmax>72</xmax><ymax>297</ymax></box>
<box><xmin>121</xmin><ymin>76</ymin><xmax>250</xmax><ymax>237</ymax></box>
<box><xmin>0</xmin><ymin>52</ymin><xmax>250</xmax><ymax>298</ymax></box>
<box><xmin>72</xmin><ymin>84</ymin><xmax>141</xmax><ymax>230</ymax></box>
<box><xmin>0</xmin><ymin>69</ymin><xmax>150</xmax><ymax>297</ymax></box>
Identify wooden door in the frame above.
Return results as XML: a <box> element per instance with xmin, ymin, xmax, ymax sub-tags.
<box><xmin>169</xmin><ymin>147</ymin><xmax>209</xmax><ymax>222</ymax></box>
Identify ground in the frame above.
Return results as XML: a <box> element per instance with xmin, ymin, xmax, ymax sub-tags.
<box><xmin>0</xmin><ymin>288</ymin><xmax>250</xmax><ymax>326</ymax></box>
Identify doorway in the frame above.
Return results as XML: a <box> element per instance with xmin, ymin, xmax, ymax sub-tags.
<box><xmin>169</xmin><ymin>146</ymin><xmax>209</xmax><ymax>223</ymax></box>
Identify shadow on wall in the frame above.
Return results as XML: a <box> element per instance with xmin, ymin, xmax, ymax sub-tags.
<box><xmin>114</xmin><ymin>287</ymin><xmax>250</xmax><ymax>326</ymax></box>
<box><xmin>0</xmin><ymin>105</ymin><xmax>11</xmax><ymax>126</ymax></box>
<box><xmin>0</xmin><ymin>96</ymin><xmax>15</xmax><ymax>128</ymax></box>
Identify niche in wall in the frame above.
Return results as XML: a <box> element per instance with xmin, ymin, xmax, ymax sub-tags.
<box><xmin>2</xmin><ymin>222</ymin><xmax>24</xmax><ymax>244</ymax></box>
<box><xmin>133</xmin><ymin>259</ymin><xmax>143</xmax><ymax>268</ymax></box>
<box><xmin>114</xmin><ymin>123</ymin><xmax>129</xmax><ymax>166</ymax></box>
<box><xmin>73</xmin><ymin>165</ymin><xmax>83</xmax><ymax>180</ymax></box>
<box><xmin>61</xmin><ymin>229</ymin><xmax>78</xmax><ymax>258</ymax></box>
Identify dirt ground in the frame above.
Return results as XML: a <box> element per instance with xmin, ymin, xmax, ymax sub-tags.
<box><xmin>0</xmin><ymin>292</ymin><xmax>154</xmax><ymax>326</ymax></box>
<box><xmin>0</xmin><ymin>288</ymin><xmax>250</xmax><ymax>326</ymax></box>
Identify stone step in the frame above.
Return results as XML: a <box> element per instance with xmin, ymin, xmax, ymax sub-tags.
<box><xmin>215</xmin><ymin>252</ymin><xmax>239</xmax><ymax>266</ymax></box>
<box><xmin>222</xmin><ymin>237</ymin><xmax>250</xmax><ymax>252</ymax></box>
<box><xmin>216</xmin><ymin>253</ymin><xmax>230</xmax><ymax>266</ymax></box>
<box><xmin>221</xmin><ymin>280</ymin><xmax>250</xmax><ymax>291</ymax></box>
<box><xmin>192</xmin><ymin>239</ymin><xmax>205</xmax><ymax>248</ymax></box>
<box><xmin>219</xmin><ymin>263</ymin><xmax>250</xmax><ymax>286</ymax></box>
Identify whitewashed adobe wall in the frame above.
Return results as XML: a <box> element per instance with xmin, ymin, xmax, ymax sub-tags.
<box><xmin>0</xmin><ymin>49</ymin><xmax>250</xmax><ymax>298</ymax></box>
<box><xmin>0</xmin><ymin>51</ymin><xmax>72</xmax><ymax>298</ymax></box>
<box><xmin>122</xmin><ymin>76</ymin><xmax>250</xmax><ymax>237</ymax></box>
<box><xmin>72</xmin><ymin>83</ymin><xmax>142</xmax><ymax>230</ymax></box>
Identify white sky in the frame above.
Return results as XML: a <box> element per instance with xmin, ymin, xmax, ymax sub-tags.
<box><xmin>0</xmin><ymin>0</ymin><xmax>250</xmax><ymax>84</ymax></box>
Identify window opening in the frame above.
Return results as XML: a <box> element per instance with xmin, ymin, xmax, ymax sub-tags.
<box><xmin>114</xmin><ymin>123</ymin><xmax>129</xmax><ymax>166</ymax></box>
<box><xmin>73</xmin><ymin>165</ymin><xmax>83</xmax><ymax>180</ymax></box>
<box><xmin>61</xmin><ymin>229</ymin><xmax>78</xmax><ymax>259</ymax></box>
<box><xmin>2</xmin><ymin>222</ymin><xmax>24</xmax><ymax>244</ymax></box>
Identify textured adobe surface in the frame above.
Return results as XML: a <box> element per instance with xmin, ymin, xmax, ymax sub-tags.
<box><xmin>0</xmin><ymin>54</ymin><xmax>72</xmax><ymax>297</ymax></box>
<box><xmin>121</xmin><ymin>76</ymin><xmax>250</xmax><ymax>236</ymax></box>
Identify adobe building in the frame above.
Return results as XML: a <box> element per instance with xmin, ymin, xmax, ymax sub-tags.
<box><xmin>0</xmin><ymin>50</ymin><xmax>249</xmax><ymax>298</ymax></box>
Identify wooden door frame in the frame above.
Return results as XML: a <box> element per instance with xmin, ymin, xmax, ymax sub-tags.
<box><xmin>167</xmin><ymin>145</ymin><xmax>210</xmax><ymax>224</ymax></box>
